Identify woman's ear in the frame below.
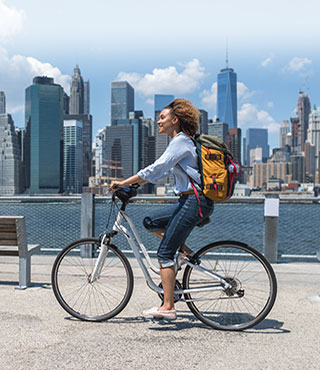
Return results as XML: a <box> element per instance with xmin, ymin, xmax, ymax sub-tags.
<box><xmin>172</xmin><ymin>116</ymin><xmax>179</xmax><ymax>125</ymax></box>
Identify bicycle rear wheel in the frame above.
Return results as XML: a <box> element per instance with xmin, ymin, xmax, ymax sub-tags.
<box><xmin>183</xmin><ymin>241</ymin><xmax>277</xmax><ymax>331</ymax></box>
<box><xmin>51</xmin><ymin>238</ymin><xmax>134</xmax><ymax>321</ymax></box>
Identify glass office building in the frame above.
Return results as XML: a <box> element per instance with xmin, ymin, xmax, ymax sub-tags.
<box><xmin>106</xmin><ymin>124</ymin><xmax>134</xmax><ymax>179</ymax></box>
<box><xmin>106</xmin><ymin>121</ymin><xmax>148</xmax><ymax>180</ymax></box>
<box><xmin>25</xmin><ymin>77</ymin><xmax>64</xmax><ymax>194</ymax></box>
<box><xmin>64</xmin><ymin>114</ymin><xmax>92</xmax><ymax>187</ymax></box>
<box><xmin>226</xmin><ymin>128</ymin><xmax>241</xmax><ymax>164</ymax></box>
<box><xmin>208</xmin><ymin>120</ymin><xmax>229</xmax><ymax>142</ymax></box>
<box><xmin>84</xmin><ymin>80</ymin><xmax>90</xmax><ymax>114</ymax></box>
<box><xmin>217</xmin><ymin>68</ymin><xmax>237</xmax><ymax>129</ymax></box>
<box><xmin>69</xmin><ymin>65</ymin><xmax>84</xmax><ymax>115</ymax></box>
<box><xmin>245</xmin><ymin>128</ymin><xmax>269</xmax><ymax>166</ymax></box>
<box><xmin>63</xmin><ymin>120</ymin><xmax>83</xmax><ymax>193</ymax></box>
<box><xmin>199</xmin><ymin>109</ymin><xmax>208</xmax><ymax>135</ymax></box>
<box><xmin>0</xmin><ymin>114</ymin><xmax>22</xmax><ymax>194</ymax></box>
<box><xmin>154</xmin><ymin>94</ymin><xmax>174</xmax><ymax>113</ymax></box>
<box><xmin>0</xmin><ymin>91</ymin><xmax>5</xmax><ymax>114</ymax></box>
<box><xmin>111</xmin><ymin>81</ymin><xmax>134</xmax><ymax>125</ymax></box>
<box><xmin>154</xmin><ymin>94</ymin><xmax>174</xmax><ymax>160</ymax></box>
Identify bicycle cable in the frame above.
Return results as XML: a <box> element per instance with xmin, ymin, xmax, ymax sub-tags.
<box><xmin>104</xmin><ymin>189</ymin><xmax>117</xmax><ymax>230</ymax></box>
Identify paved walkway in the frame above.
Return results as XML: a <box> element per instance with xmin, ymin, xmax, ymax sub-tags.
<box><xmin>0</xmin><ymin>256</ymin><xmax>319</xmax><ymax>370</ymax></box>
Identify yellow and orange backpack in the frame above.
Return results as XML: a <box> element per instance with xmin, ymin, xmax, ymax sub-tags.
<box><xmin>191</xmin><ymin>134</ymin><xmax>240</xmax><ymax>202</ymax></box>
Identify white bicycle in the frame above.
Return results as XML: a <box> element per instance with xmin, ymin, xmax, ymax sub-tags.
<box><xmin>51</xmin><ymin>184</ymin><xmax>277</xmax><ymax>331</ymax></box>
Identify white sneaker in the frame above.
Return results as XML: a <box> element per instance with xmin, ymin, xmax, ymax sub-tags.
<box><xmin>142</xmin><ymin>306</ymin><xmax>177</xmax><ymax>320</ymax></box>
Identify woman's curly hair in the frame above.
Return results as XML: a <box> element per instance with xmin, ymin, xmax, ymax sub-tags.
<box><xmin>165</xmin><ymin>98</ymin><xmax>200</xmax><ymax>137</ymax></box>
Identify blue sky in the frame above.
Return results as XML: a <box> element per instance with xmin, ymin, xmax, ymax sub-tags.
<box><xmin>1</xmin><ymin>0</ymin><xmax>319</xmax><ymax>150</ymax></box>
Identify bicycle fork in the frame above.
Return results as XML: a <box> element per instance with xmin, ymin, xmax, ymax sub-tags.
<box><xmin>89</xmin><ymin>235</ymin><xmax>109</xmax><ymax>283</ymax></box>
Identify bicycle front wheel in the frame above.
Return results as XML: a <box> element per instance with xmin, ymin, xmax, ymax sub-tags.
<box><xmin>183</xmin><ymin>241</ymin><xmax>277</xmax><ymax>331</ymax></box>
<box><xmin>51</xmin><ymin>238</ymin><xmax>134</xmax><ymax>321</ymax></box>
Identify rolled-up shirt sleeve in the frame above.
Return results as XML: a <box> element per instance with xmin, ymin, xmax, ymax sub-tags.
<box><xmin>137</xmin><ymin>136</ymin><xmax>188</xmax><ymax>183</ymax></box>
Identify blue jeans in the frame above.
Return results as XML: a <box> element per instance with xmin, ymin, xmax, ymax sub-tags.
<box><xmin>143</xmin><ymin>194</ymin><xmax>214</xmax><ymax>267</ymax></box>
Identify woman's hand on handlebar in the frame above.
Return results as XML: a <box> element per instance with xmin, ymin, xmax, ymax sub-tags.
<box><xmin>109</xmin><ymin>181</ymin><xmax>123</xmax><ymax>191</ymax></box>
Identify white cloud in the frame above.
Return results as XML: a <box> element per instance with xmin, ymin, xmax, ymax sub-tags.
<box><xmin>238</xmin><ymin>103</ymin><xmax>280</xmax><ymax>133</ymax></box>
<box><xmin>261</xmin><ymin>57</ymin><xmax>272</xmax><ymax>67</ymax></box>
<box><xmin>267</xmin><ymin>101</ymin><xmax>274</xmax><ymax>108</ymax></box>
<box><xmin>117</xmin><ymin>58</ymin><xmax>205</xmax><ymax>97</ymax></box>
<box><xmin>237</xmin><ymin>82</ymin><xmax>256</xmax><ymax>101</ymax></box>
<box><xmin>0</xmin><ymin>0</ymin><xmax>25</xmax><ymax>39</ymax></box>
<box><xmin>283</xmin><ymin>57</ymin><xmax>312</xmax><ymax>73</ymax></box>
<box><xmin>200</xmin><ymin>81</ymin><xmax>254</xmax><ymax>110</ymax></box>
<box><xmin>146</xmin><ymin>98</ymin><xmax>154</xmax><ymax>105</ymax></box>
<box><xmin>200</xmin><ymin>82</ymin><xmax>217</xmax><ymax>109</ymax></box>
<box><xmin>0</xmin><ymin>47</ymin><xmax>70</xmax><ymax>117</ymax></box>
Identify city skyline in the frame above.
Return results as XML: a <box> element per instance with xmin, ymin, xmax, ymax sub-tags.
<box><xmin>1</xmin><ymin>0</ymin><xmax>320</xmax><ymax>151</ymax></box>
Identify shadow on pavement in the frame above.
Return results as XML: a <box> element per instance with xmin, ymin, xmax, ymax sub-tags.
<box><xmin>0</xmin><ymin>281</ymin><xmax>51</xmax><ymax>289</ymax></box>
<box><xmin>246</xmin><ymin>318</ymin><xmax>290</xmax><ymax>334</ymax></box>
<box><xmin>62</xmin><ymin>312</ymin><xmax>290</xmax><ymax>334</ymax></box>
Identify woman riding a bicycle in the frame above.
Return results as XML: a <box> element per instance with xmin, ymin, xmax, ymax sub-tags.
<box><xmin>110</xmin><ymin>98</ymin><xmax>214</xmax><ymax>320</ymax></box>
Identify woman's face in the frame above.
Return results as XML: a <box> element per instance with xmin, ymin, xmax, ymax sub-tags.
<box><xmin>157</xmin><ymin>108</ymin><xmax>179</xmax><ymax>137</ymax></box>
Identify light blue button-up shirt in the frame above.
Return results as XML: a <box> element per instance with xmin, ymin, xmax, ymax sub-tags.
<box><xmin>137</xmin><ymin>132</ymin><xmax>201</xmax><ymax>194</ymax></box>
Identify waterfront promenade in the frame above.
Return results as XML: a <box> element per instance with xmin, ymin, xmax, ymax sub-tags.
<box><xmin>0</xmin><ymin>256</ymin><xmax>319</xmax><ymax>369</ymax></box>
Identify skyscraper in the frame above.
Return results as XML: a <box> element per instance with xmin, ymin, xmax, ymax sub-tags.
<box><xmin>0</xmin><ymin>91</ymin><xmax>5</xmax><ymax>114</ymax></box>
<box><xmin>63</xmin><ymin>92</ymin><xmax>70</xmax><ymax>115</ymax></box>
<box><xmin>290</xmin><ymin>117</ymin><xmax>299</xmax><ymax>150</ymax></box>
<box><xmin>244</xmin><ymin>128</ymin><xmax>269</xmax><ymax>166</ymax></box>
<box><xmin>207</xmin><ymin>119</ymin><xmax>229</xmax><ymax>142</ymax></box>
<box><xmin>291</xmin><ymin>153</ymin><xmax>305</xmax><ymax>183</ymax></box>
<box><xmin>84</xmin><ymin>80</ymin><xmax>90</xmax><ymax>114</ymax></box>
<box><xmin>69</xmin><ymin>65</ymin><xmax>84</xmax><ymax>114</ymax></box>
<box><xmin>154</xmin><ymin>94</ymin><xmax>174</xmax><ymax>116</ymax></box>
<box><xmin>0</xmin><ymin>114</ymin><xmax>22</xmax><ymax>194</ymax></box>
<box><xmin>226</xmin><ymin>128</ymin><xmax>241</xmax><ymax>165</ymax></box>
<box><xmin>307</xmin><ymin>105</ymin><xmax>320</xmax><ymax>173</ymax></box>
<box><xmin>198</xmin><ymin>109</ymin><xmax>208</xmax><ymax>134</ymax></box>
<box><xmin>217</xmin><ymin>63</ymin><xmax>237</xmax><ymax>129</ymax></box>
<box><xmin>63</xmin><ymin>120</ymin><xmax>83</xmax><ymax>193</ymax></box>
<box><xmin>280</xmin><ymin>120</ymin><xmax>290</xmax><ymax>148</ymax></box>
<box><xmin>106</xmin><ymin>124</ymin><xmax>134</xmax><ymax>179</ymax></box>
<box><xmin>304</xmin><ymin>141</ymin><xmax>315</xmax><ymax>182</ymax></box>
<box><xmin>25</xmin><ymin>76</ymin><xmax>64</xmax><ymax>194</ymax></box>
<box><xmin>296</xmin><ymin>91</ymin><xmax>311</xmax><ymax>152</ymax></box>
<box><xmin>253</xmin><ymin>161</ymin><xmax>292</xmax><ymax>188</ymax></box>
<box><xmin>111</xmin><ymin>81</ymin><xmax>134</xmax><ymax>125</ymax></box>
<box><xmin>65</xmin><ymin>64</ymin><xmax>92</xmax><ymax>189</ymax></box>
<box><xmin>93</xmin><ymin>128</ymin><xmax>107</xmax><ymax>178</ymax></box>
<box><xmin>154</xmin><ymin>94</ymin><xmax>174</xmax><ymax>159</ymax></box>
<box><xmin>64</xmin><ymin>114</ymin><xmax>92</xmax><ymax>188</ymax></box>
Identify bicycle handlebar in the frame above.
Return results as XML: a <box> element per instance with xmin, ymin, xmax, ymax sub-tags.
<box><xmin>113</xmin><ymin>183</ymin><xmax>140</xmax><ymax>206</ymax></box>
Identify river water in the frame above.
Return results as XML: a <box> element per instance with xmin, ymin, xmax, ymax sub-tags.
<box><xmin>1</xmin><ymin>199</ymin><xmax>319</xmax><ymax>258</ymax></box>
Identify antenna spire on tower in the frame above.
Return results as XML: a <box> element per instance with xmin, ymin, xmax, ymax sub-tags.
<box><xmin>226</xmin><ymin>38</ymin><xmax>229</xmax><ymax>69</ymax></box>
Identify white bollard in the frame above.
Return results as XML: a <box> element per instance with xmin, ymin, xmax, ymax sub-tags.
<box><xmin>264</xmin><ymin>197</ymin><xmax>279</xmax><ymax>263</ymax></box>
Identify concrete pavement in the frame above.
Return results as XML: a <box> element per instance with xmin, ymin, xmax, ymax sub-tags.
<box><xmin>0</xmin><ymin>256</ymin><xmax>319</xmax><ymax>370</ymax></box>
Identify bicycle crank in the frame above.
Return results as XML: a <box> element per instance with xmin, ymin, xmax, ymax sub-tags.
<box><xmin>157</xmin><ymin>280</ymin><xmax>183</xmax><ymax>303</ymax></box>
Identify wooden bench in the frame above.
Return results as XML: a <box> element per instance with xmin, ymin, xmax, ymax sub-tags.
<box><xmin>0</xmin><ymin>216</ymin><xmax>40</xmax><ymax>289</ymax></box>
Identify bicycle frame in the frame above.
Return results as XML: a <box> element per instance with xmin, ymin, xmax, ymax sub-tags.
<box><xmin>90</xmin><ymin>205</ymin><xmax>232</xmax><ymax>296</ymax></box>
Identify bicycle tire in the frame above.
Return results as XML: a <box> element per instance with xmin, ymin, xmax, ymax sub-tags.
<box><xmin>51</xmin><ymin>238</ymin><xmax>134</xmax><ymax>322</ymax></box>
<box><xmin>183</xmin><ymin>241</ymin><xmax>277</xmax><ymax>331</ymax></box>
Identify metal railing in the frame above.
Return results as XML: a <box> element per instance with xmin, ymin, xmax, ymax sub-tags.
<box><xmin>0</xmin><ymin>195</ymin><xmax>319</xmax><ymax>262</ymax></box>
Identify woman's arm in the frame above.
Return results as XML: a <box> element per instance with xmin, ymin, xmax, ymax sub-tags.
<box><xmin>110</xmin><ymin>174</ymin><xmax>147</xmax><ymax>190</ymax></box>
